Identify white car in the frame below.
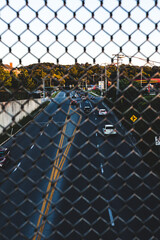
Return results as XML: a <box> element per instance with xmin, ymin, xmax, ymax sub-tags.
<box><xmin>0</xmin><ymin>147</ymin><xmax>10</xmax><ymax>167</ymax></box>
<box><xmin>99</xmin><ymin>109</ymin><xmax>107</xmax><ymax>116</ymax></box>
<box><xmin>103</xmin><ymin>125</ymin><xmax>117</xmax><ymax>135</ymax></box>
<box><xmin>81</xmin><ymin>96</ymin><xmax>86</xmax><ymax>100</ymax></box>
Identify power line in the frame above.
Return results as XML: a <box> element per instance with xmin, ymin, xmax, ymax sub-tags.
<box><xmin>123</xmin><ymin>54</ymin><xmax>160</xmax><ymax>65</ymax></box>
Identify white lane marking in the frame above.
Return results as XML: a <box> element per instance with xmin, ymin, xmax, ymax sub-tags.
<box><xmin>47</xmin><ymin>123</ymin><xmax>49</xmax><ymax>127</ymax></box>
<box><xmin>96</xmin><ymin>133</ymin><xmax>98</xmax><ymax>136</ymax></box>
<box><xmin>100</xmin><ymin>163</ymin><xmax>104</xmax><ymax>174</ymax></box>
<box><xmin>40</xmin><ymin>132</ymin><xmax>43</xmax><ymax>135</ymax></box>
<box><xmin>30</xmin><ymin>145</ymin><xmax>34</xmax><ymax>149</ymax></box>
<box><xmin>97</xmin><ymin>144</ymin><xmax>99</xmax><ymax>148</ymax></box>
<box><xmin>13</xmin><ymin>162</ymin><xmax>21</xmax><ymax>173</ymax></box>
<box><xmin>95</xmin><ymin>118</ymin><xmax>97</xmax><ymax>120</ymax></box>
<box><xmin>108</xmin><ymin>208</ymin><xmax>115</xmax><ymax>226</ymax></box>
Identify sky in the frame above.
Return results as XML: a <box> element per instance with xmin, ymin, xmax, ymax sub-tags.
<box><xmin>0</xmin><ymin>0</ymin><xmax>160</xmax><ymax>67</ymax></box>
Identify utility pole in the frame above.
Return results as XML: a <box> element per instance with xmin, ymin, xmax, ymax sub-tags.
<box><xmin>141</xmin><ymin>66</ymin><xmax>143</xmax><ymax>87</ymax></box>
<box><xmin>100</xmin><ymin>74</ymin><xmax>103</xmax><ymax>96</ymax></box>
<box><xmin>43</xmin><ymin>78</ymin><xmax>46</xmax><ymax>100</ymax></box>
<box><xmin>113</xmin><ymin>54</ymin><xmax>124</xmax><ymax>97</ymax></box>
<box><xmin>85</xmin><ymin>76</ymin><xmax>87</xmax><ymax>91</ymax></box>
<box><xmin>105</xmin><ymin>64</ymin><xmax>107</xmax><ymax>92</ymax></box>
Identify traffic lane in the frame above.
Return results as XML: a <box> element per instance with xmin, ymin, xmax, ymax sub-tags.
<box><xmin>0</xmin><ymin>93</ymin><xmax>69</xmax><ymax>235</ymax></box>
<box><xmin>2</xmin><ymin>99</ymin><xmax>70</xmax><ymax>169</ymax></box>
<box><xmin>1</xmin><ymin>96</ymin><xmax>70</xmax><ymax>177</ymax></box>
<box><xmin>30</xmin><ymin>107</ymin><xmax>81</xmax><ymax>240</ymax></box>
<box><xmin>78</xmin><ymin>99</ymin><xmax>117</xmax><ymax>131</ymax></box>
<box><xmin>48</xmin><ymin>109</ymin><xmax>138</xmax><ymax>238</ymax></box>
<box><xmin>91</xmin><ymin>100</ymin><xmax>160</xmax><ymax>237</ymax></box>
<box><xmin>79</xmin><ymin>120</ymin><xmax>119</xmax><ymax>216</ymax></box>
<box><xmin>1</xmin><ymin>100</ymin><xmax>60</xmax><ymax>163</ymax></box>
<box><xmin>35</xmin><ymin>97</ymin><xmax>69</xmax><ymax>125</ymax></box>
<box><xmin>44</xmin><ymin>114</ymin><xmax>159</xmax><ymax>239</ymax></box>
<box><xmin>39</xmin><ymin>109</ymin><xmax>116</xmax><ymax>238</ymax></box>
<box><xmin>32</xmin><ymin>102</ymin><xmax>148</xmax><ymax>239</ymax></box>
<box><xmin>77</xmin><ymin>98</ymin><xmax>160</xmax><ymax>238</ymax></box>
<box><xmin>42</xmin><ymin>129</ymin><xmax>117</xmax><ymax>239</ymax></box>
<box><xmin>110</xmin><ymin>155</ymin><xmax>160</xmax><ymax>239</ymax></box>
<box><xmin>97</xmin><ymin>133</ymin><xmax>160</xmax><ymax>238</ymax></box>
<box><xmin>55</xmin><ymin>91</ymin><xmax>66</xmax><ymax>100</ymax></box>
<box><xmin>0</xmin><ymin>102</ymin><xmax>72</xmax><ymax>238</ymax></box>
<box><xmin>0</xmin><ymin>103</ymin><xmax>71</xmax><ymax>194</ymax></box>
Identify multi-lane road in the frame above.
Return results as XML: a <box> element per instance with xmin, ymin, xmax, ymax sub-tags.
<box><xmin>0</xmin><ymin>91</ymin><xmax>159</xmax><ymax>240</ymax></box>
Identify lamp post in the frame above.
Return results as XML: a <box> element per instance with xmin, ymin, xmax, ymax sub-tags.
<box><xmin>43</xmin><ymin>78</ymin><xmax>46</xmax><ymax>100</ymax></box>
<box><xmin>140</xmin><ymin>66</ymin><xmax>143</xmax><ymax>87</ymax></box>
<box><xmin>104</xmin><ymin>64</ymin><xmax>107</xmax><ymax>92</ymax></box>
<box><xmin>101</xmin><ymin>63</ymin><xmax>109</xmax><ymax>92</ymax></box>
<box><xmin>112</xmin><ymin>54</ymin><xmax>125</xmax><ymax>97</ymax></box>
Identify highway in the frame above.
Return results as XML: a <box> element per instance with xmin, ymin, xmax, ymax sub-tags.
<box><xmin>0</xmin><ymin>91</ymin><xmax>159</xmax><ymax>240</ymax></box>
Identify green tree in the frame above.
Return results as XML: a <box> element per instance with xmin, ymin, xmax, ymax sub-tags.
<box><xmin>18</xmin><ymin>68</ymin><xmax>35</xmax><ymax>91</ymax></box>
<box><xmin>10</xmin><ymin>71</ymin><xmax>20</xmax><ymax>89</ymax></box>
<box><xmin>0</xmin><ymin>66</ymin><xmax>12</xmax><ymax>88</ymax></box>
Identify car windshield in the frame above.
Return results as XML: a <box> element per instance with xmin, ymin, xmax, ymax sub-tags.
<box><xmin>105</xmin><ymin>126</ymin><xmax>113</xmax><ymax>129</ymax></box>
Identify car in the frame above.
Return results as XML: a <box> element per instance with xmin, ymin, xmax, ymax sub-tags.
<box><xmin>71</xmin><ymin>100</ymin><xmax>78</xmax><ymax>105</ymax></box>
<box><xmin>99</xmin><ymin>109</ymin><xmax>107</xmax><ymax>116</ymax></box>
<box><xmin>84</xmin><ymin>105</ymin><xmax>91</xmax><ymax>113</ymax></box>
<box><xmin>103</xmin><ymin>125</ymin><xmax>117</xmax><ymax>135</ymax></box>
<box><xmin>90</xmin><ymin>96</ymin><xmax>95</xmax><ymax>100</ymax></box>
<box><xmin>0</xmin><ymin>147</ymin><xmax>10</xmax><ymax>167</ymax></box>
<box><xmin>81</xmin><ymin>96</ymin><xmax>86</xmax><ymax>100</ymax></box>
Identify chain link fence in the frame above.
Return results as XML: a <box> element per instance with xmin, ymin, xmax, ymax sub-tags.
<box><xmin>0</xmin><ymin>0</ymin><xmax>160</xmax><ymax>239</ymax></box>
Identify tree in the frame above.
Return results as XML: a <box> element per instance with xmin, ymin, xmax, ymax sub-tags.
<box><xmin>18</xmin><ymin>68</ymin><xmax>35</xmax><ymax>91</ymax></box>
<box><xmin>31</xmin><ymin>67</ymin><xmax>47</xmax><ymax>88</ymax></box>
<box><xmin>10</xmin><ymin>71</ymin><xmax>20</xmax><ymax>90</ymax></box>
<box><xmin>0</xmin><ymin>66</ymin><xmax>12</xmax><ymax>88</ymax></box>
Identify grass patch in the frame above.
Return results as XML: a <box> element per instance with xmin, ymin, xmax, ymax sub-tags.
<box><xmin>51</xmin><ymin>91</ymin><xmax>60</xmax><ymax>98</ymax></box>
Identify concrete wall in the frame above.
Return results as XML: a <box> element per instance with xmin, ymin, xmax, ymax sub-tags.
<box><xmin>0</xmin><ymin>99</ymin><xmax>42</xmax><ymax>134</ymax></box>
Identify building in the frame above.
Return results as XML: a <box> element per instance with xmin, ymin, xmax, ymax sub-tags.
<box><xmin>3</xmin><ymin>62</ymin><xmax>20</xmax><ymax>76</ymax></box>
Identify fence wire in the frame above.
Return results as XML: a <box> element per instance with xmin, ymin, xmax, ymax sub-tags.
<box><xmin>0</xmin><ymin>0</ymin><xmax>160</xmax><ymax>240</ymax></box>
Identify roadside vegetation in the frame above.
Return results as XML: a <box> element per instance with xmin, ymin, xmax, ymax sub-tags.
<box><xmin>0</xmin><ymin>63</ymin><xmax>159</xmax><ymax>101</ymax></box>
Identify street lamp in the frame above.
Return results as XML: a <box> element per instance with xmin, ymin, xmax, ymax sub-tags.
<box><xmin>104</xmin><ymin>64</ymin><xmax>108</xmax><ymax>92</ymax></box>
<box><xmin>43</xmin><ymin>78</ymin><xmax>46</xmax><ymax>100</ymax></box>
<box><xmin>140</xmin><ymin>66</ymin><xmax>143</xmax><ymax>87</ymax></box>
<box><xmin>101</xmin><ymin>63</ymin><xmax>109</xmax><ymax>92</ymax></box>
<box><xmin>112</xmin><ymin>54</ymin><xmax>125</xmax><ymax>97</ymax></box>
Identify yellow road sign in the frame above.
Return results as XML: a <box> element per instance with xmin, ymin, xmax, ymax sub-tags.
<box><xmin>130</xmin><ymin>115</ymin><xmax>137</xmax><ymax>122</ymax></box>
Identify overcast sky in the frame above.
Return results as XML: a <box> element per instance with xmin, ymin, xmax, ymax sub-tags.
<box><xmin>0</xmin><ymin>0</ymin><xmax>160</xmax><ymax>67</ymax></box>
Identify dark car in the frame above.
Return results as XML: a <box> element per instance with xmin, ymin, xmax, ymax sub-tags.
<box><xmin>0</xmin><ymin>147</ymin><xmax>10</xmax><ymax>167</ymax></box>
<box><xmin>90</xmin><ymin>96</ymin><xmax>95</xmax><ymax>100</ymax></box>
<box><xmin>71</xmin><ymin>100</ymin><xmax>78</xmax><ymax>106</ymax></box>
<box><xmin>84</xmin><ymin>105</ymin><xmax>91</xmax><ymax>113</ymax></box>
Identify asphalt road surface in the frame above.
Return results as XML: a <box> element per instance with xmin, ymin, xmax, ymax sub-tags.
<box><xmin>0</xmin><ymin>91</ymin><xmax>159</xmax><ymax>240</ymax></box>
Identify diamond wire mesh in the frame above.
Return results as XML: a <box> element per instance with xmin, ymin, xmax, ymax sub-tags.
<box><xmin>0</xmin><ymin>0</ymin><xmax>160</xmax><ymax>239</ymax></box>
